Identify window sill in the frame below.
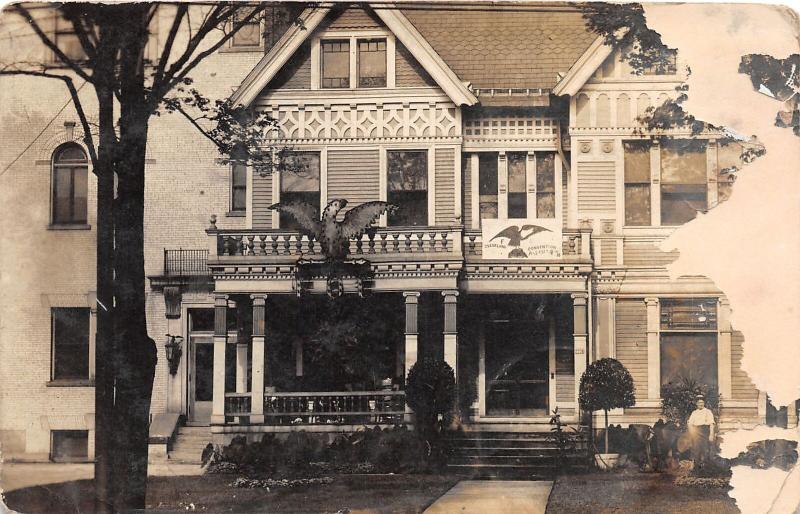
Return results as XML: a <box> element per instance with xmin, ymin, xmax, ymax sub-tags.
<box><xmin>47</xmin><ymin>379</ymin><xmax>94</xmax><ymax>387</ymax></box>
<box><xmin>226</xmin><ymin>211</ymin><xmax>246</xmax><ymax>217</ymax></box>
<box><xmin>219</xmin><ymin>45</ymin><xmax>264</xmax><ymax>53</ymax></box>
<box><xmin>47</xmin><ymin>223</ymin><xmax>91</xmax><ymax>231</ymax></box>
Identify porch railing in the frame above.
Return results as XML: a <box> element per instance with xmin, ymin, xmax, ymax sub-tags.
<box><xmin>224</xmin><ymin>392</ymin><xmax>252</xmax><ymax>416</ymax></box>
<box><xmin>259</xmin><ymin>391</ymin><xmax>406</xmax><ymax>425</ymax></box>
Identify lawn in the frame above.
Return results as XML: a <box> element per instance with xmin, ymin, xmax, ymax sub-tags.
<box><xmin>3</xmin><ymin>474</ymin><xmax>459</xmax><ymax>514</ymax></box>
<box><xmin>545</xmin><ymin>471</ymin><xmax>740</xmax><ymax>514</ymax></box>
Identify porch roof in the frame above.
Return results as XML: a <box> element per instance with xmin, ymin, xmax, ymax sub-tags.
<box><xmin>401</xmin><ymin>3</ymin><xmax>596</xmax><ymax>90</ymax></box>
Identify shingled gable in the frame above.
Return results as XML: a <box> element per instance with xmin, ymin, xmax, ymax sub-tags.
<box><xmin>229</xmin><ymin>4</ymin><xmax>477</xmax><ymax>107</ymax></box>
<box><xmin>400</xmin><ymin>3</ymin><xmax>598</xmax><ymax>91</ymax></box>
<box><xmin>552</xmin><ymin>35</ymin><xmax>614</xmax><ymax>96</ymax></box>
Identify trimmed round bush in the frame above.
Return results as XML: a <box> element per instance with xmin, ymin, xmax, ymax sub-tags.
<box><xmin>579</xmin><ymin>358</ymin><xmax>636</xmax><ymax>453</ymax></box>
<box><xmin>405</xmin><ymin>358</ymin><xmax>455</xmax><ymax>436</ymax></box>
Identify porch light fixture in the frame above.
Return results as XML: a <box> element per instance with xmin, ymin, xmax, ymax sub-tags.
<box><xmin>164</xmin><ymin>334</ymin><xmax>183</xmax><ymax>375</ymax></box>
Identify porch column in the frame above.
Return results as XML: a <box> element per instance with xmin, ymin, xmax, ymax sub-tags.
<box><xmin>443</xmin><ymin>291</ymin><xmax>459</xmax><ymax>382</ymax></box>
<box><xmin>250</xmin><ymin>295</ymin><xmax>266</xmax><ymax>423</ymax></box>
<box><xmin>572</xmin><ymin>293</ymin><xmax>588</xmax><ymax>409</ymax></box>
<box><xmin>211</xmin><ymin>294</ymin><xmax>228</xmax><ymax>425</ymax></box>
<box><xmin>645</xmin><ymin>297</ymin><xmax>660</xmax><ymax>400</ymax></box>
<box><xmin>404</xmin><ymin>292</ymin><xmax>420</xmax><ymax>422</ymax></box>
<box><xmin>717</xmin><ymin>297</ymin><xmax>732</xmax><ymax>399</ymax></box>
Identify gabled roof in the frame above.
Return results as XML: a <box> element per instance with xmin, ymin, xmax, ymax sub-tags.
<box><xmin>552</xmin><ymin>36</ymin><xmax>614</xmax><ymax>96</ymax></box>
<box><xmin>401</xmin><ymin>4</ymin><xmax>597</xmax><ymax>90</ymax></box>
<box><xmin>231</xmin><ymin>4</ymin><xmax>477</xmax><ymax>106</ymax></box>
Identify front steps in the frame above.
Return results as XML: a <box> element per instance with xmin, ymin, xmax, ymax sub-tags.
<box><xmin>446</xmin><ymin>430</ymin><xmax>589</xmax><ymax>479</ymax></box>
<box><xmin>168</xmin><ymin>426</ymin><xmax>213</xmax><ymax>464</ymax></box>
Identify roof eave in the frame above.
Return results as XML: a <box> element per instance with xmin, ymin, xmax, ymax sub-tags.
<box><xmin>552</xmin><ymin>36</ymin><xmax>613</xmax><ymax>97</ymax></box>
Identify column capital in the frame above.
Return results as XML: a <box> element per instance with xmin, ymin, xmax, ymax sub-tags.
<box><xmin>644</xmin><ymin>297</ymin><xmax>660</xmax><ymax>306</ymax></box>
<box><xmin>571</xmin><ymin>292</ymin><xmax>588</xmax><ymax>304</ymax></box>
<box><xmin>250</xmin><ymin>294</ymin><xmax>267</xmax><ymax>307</ymax></box>
<box><xmin>442</xmin><ymin>290</ymin><xmax>459</xmax><ymax>302</ymax></box>
<box><xmin>403</xmin><ymin>291</ymin><xmax>420</xmax><ymax>302</ymax></box>
<box><xmin>214</xmin><ymin>294</ymin><xmax>229</xmax><ymax>307</ymax></box>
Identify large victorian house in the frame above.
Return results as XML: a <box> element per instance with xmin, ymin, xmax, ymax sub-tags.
<box><xmin>0</xmin><ymin>3</ymin><xmax>781</xmax><ymax>464</ymax></box>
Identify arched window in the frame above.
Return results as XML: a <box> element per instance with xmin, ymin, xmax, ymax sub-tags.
<box><xmin>52</xmin><ymin>144</ymin><xmax>88</xmax><ymax>225</ymax></box>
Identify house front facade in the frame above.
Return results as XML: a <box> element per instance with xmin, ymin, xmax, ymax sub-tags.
<box><xmin>1</xmin><ymin>2</ymin><xmax>783</xmax><ymax>464</ymax></box>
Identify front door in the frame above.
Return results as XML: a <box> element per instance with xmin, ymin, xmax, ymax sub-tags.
<box><xmin>189</xmin><ymin>334</ymin><xmax>214</xmax><ymax>424</ymax></box>
<box><xmin>484</xmin><ymin>321</ymin><xmax>549</xmax><ymax>417</ymax></box>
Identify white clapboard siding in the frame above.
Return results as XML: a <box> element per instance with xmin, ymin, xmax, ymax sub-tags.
<box><xmin>327</xmin><ymin>148</ymin><xmax>381</xmax><ymax>214</ymax></box>
<box><xmin>577</xmin><ymin>161</ymin><xmax>615</xmax><ymax>212</ymax></box>
<box><xmin>623</xmin><ymin>242</ymin><xmax>679</xmax><ymax>267</ymax></box>
<box><xmin>615</xmin><ymin>299</ymin><xmax>648</xmax><ymax>399</ymax></box>
<box><xmin>252</xmin><ymin>172</ymin><xmax>274</xmax><ymax>229</ymax></box>
<box><xmin>731</xmin><ymin>331</ymin><xmax>759</xmax><ymax>401</ymax></box>
<box><xmin>435</xmin><ymin>147</ymin><xmax>456</xmax><ymax>225</ymax></box>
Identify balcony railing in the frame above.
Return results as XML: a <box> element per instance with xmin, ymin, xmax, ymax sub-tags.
<box><xmin>164</xmin><ymin>249</ymin><xmax>210</xmax><ymax>276</ymax></box>
<box><xmin>207</xmin><ymin>226</ymin><xmax>463</xmax><ymax>263</ymax></box>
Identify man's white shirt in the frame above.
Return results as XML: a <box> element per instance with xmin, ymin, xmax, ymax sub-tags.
<box><xmin>688</xmin><ymin>407</ymin><xmax>716</xmax><ymax>426</ymax></box>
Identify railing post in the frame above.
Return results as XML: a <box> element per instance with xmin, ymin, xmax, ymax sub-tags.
<box><xmin>579</xmin><ymin>220</ymin><xmax>592</xmax><ymax>260</ymax></box>
<box><xmin>251</xmin><ymin>294</ymin><xmax>266</xmax><ymax>424</ymax></box>
<box><xmin>211</xmin><ymin>294</ymin><xmax>228</xmax><ymax>424</ymax></box>
<box><xmin>206</xmin><ymin>215</ymin><xmax>219</xmax><ymax>259</ymax></box>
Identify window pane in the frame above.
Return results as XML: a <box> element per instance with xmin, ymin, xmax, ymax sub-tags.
<box><xmin>508</xmin><ymin>193</ymin><xmax>527</xmax><ymax>218</ymax></box>
<box><xmin>508</xmin><ymin>153</ymin><xmax>526</xmax><ymax>193</ymax></box>
<box><xmin>282</xmin><ymin>152</ymin><xmax>320</xmax><ymax>192</ymax></box>
<box><xmin>388</xmin><ymin>191</ymin><xmax>427</xmax><ymax>226</ymax></box>
<box><xmin>661</xmin><ymin>299</ymin><xmax>717</xmax><ymax>330</ymax></box>
<box><xmin>189</xmin><ymin>308</ymin><xmax>215</xmax><ymax>332</ymax></box>
<box><xmin>53</xmin><ymin>167</ymin><xmax>73</xmax><ymax>224</ymax></box>
<box><xmin>536</xmin><ymin>193</ymin><xmax>555</xmax><ymax>218</ymax></box>
<box><xmin>535</xmin><ymin>153</ymin><xmax>555</xmax><ymax>192</ymax></box>
<box><xmin>661</xmin><ymin>184</ymin><xmax>706</xmax><ymax>225</ymax></box>
<box><xmin>624</xmin><ymin>141</ymin><xmax>651</xmax><ymax>182</ymax></box>
<box><xmin>280</xmin><ymin>192</ymin><xmax>320</xmax><ymax>230</ymax></box>
<box><xmin>194</xmin><ymin>343</ymin><xmax>214</xmax><ymax>402</ymax></box>
<box><xmin>53</xmin><ymin>308</ymin><xmax>89</xmax><ymax>380</ymax></box>
<box><xmin>660</xmin><ymin>333</ymin><xmax>718</xmax><ymax>391</ymax></box>
<box><xmin>387</xmin><ymin>151</ymin><xmax>427</xmax><ymax>191</ymax></box>
<box><xmin>321</xmin><ymin>40</ymin><xmax>350</xmax><ymax>88</ymax></box>
<box><xmin>358</xmin><ymin>39</ymin><xmax>386</xmax><ymax>87</ymax></box>
<box><xmin>52</xmin><ymin>430</ymin><xmax>88</xmax><ymax>461</ymax></box>
<box><xmin>56</xmin><ymin>146</ymin><xmax>87</xmax><ymax>162</ymax></box>
<box><xmin>661</xmin><ymin>140</ymin><xmax>707</xmax><ymax>184</ymax></box>
<box><xmin>478</xmin><ymin>153</ymin><xmax>498</xmax><ymax>219</ymax></box>
<box><xmin>625</xmin><ymin>184</ymin><xmax>651</xmax><ymax>225</ymax></box>
<box><xmin>72</xmin><ymin>166</ymin><xmax>87</xmax><ymax>222</ymax></box>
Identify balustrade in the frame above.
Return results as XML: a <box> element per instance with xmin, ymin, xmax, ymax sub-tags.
<box><xmin>256</xmin><ymin>391</ymin><xmax>406</xmax><ymax>426</ymax></box>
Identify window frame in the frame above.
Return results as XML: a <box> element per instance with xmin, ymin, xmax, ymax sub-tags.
<box><xmin>50</xmin><ymin>144</ymin><xmax>89</xmax><ymax>228</ymax></box>
<box><xmin>229</xmin><ymin>160</ymin><xmax>248</xmax><ymax>215</ymax></box>
<box><xmin>229</xmin><ymin>7</ymin><xmax>264</xmax><ymax>50</ymax></box>
<box><xmin>276</xmin><ymin>150</ymin><xmax>322</xmax><ymax>230</ymax></box>
<box><xmin>469</xmin><ymin>150</ymin><xmax>560</xmax><ymax>228</ymax></box>
<box><xmin>51</xmin><ymin>429</ymin><xmax>89</xmax><ymax>462</ymax></box>
<box><xmin>658</xmin><ymin>298</ymin><xmax>720</xmax><ymax>396</ymax></box>
<box><xmin>386</xmin><ymin>148</ymin><xmax>430</xmax><ymax>227</ymax></box>
<box><xmin>622</xmin><ymin>138</ymin><xmax>715</xmax><ymax>229</ymax></box>
<box><xmin>312</xmin><ymin>31</ymin><xmax>395</xmax><ymax>90</ymax></box>
<box><xmin>50</xmin><ymin>307</ymin><xmax>92</xmax><ymax>383</ymax></box>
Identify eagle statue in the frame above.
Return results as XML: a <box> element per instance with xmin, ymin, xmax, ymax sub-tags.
<box><xmin>269</xmin><ymin>198</ymin><xmax>397</xmax><ymax>262</ymax></box>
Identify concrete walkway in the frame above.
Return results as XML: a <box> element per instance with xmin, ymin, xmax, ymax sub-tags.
<box><xmin>424</xmin><ymin>480</ymin><xmax>553</xmax><ymax>514</ymax></box>
<box><xmin>0</xmin><ymin>462</ymin><xmax>204</xmax><ymax>492</ymax></box>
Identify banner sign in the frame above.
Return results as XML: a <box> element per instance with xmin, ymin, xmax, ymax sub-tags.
<box><xmin>481</xmin><ymin>218</ymin><xmax>563</xmax><ymax>260</ymax></box>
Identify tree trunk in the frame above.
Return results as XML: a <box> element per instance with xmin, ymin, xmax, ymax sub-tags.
<box><xmin>604</xmin><ymin>409</ymin><xmax>609</xmax><ymax>454</ymax></box>
<box><xmin>110</xmin><ymin>10</ymin><xmax>157</xmax><ymax>510</ymax></box>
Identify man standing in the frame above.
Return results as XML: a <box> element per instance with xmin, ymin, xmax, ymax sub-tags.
<box><xmin>687</xmin><ymin>396</ymin><xmax>716</xmax><ymax>468</ymax></box>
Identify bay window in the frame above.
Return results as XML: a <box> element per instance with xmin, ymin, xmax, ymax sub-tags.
<box><xmin>387</xmin><ymin>150</ymin><xmax>427</xmax><ymax>226</ymax></box>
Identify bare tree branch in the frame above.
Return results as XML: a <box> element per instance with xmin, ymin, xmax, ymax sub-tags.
<box><xmin>153</xmin><ymin>4</ymin><xmax>188</xmax><ymax>87</ymax></box>
<box><xmin>170</xmin><ymin>102</ymin><xmax>227</xmax><ymax>150</ymax></box>
<box><xmin>11</xmin><ymin>4</ymin><xmax>94</xmax><ymax>84</ymax></box>
<box><xmin>0</xmin><ymin>69</ymin><xmax>99</xmax><ymax>165</ymax></box>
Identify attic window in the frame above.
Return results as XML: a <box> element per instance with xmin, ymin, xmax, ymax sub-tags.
<box><xmin>358</xmin><ymin>39</ymin><xmax>386</xmax><ymax>87</ymax></box>
<box><xmin>321</xmin><ymin>40</ymin><xmax>350</xmax><ymax>88</ymax></box>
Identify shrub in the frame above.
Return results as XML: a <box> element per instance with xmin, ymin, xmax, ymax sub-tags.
<box><xmin>406</xmin><ymin>358</ymin><xmax>456</xmax><ymax>437</ymax></box>
<box><xmin>661</xmin><ymin>376</ymin><xmax>720</xmax><ymax>429</ymax></box>
<box><xmin>327</xmin><ymin>425</ymin><xmax>430</xmax><ymax>473</ymax></box>
<box><xmin>579</xmin><ymin>358</ymin><xmax>636</xmax><ymax>454</ymax></box>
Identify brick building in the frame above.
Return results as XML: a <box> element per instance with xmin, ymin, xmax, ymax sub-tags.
<box><xmin>0</xmin><ymin>3</ymin><xmax>781</xmax><ymax>464</ymax></box>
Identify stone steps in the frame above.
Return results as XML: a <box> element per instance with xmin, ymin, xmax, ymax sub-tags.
<box><xmin>168</xmin><ymin>427</ymin><xmax>213</xmax><ymax>464</ymax></box>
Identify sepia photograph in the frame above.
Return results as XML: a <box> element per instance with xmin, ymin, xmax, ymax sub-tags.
<box><xmin>0</xmin><ymin>1</ymin><xmax>798</xmax><ymax>512</ymax></box>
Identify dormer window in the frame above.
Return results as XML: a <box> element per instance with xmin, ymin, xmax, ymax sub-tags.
<box><xmin>314</xmin><ymin>33</ymin><xmax>394</xmax><ymax>89</ymax></box>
